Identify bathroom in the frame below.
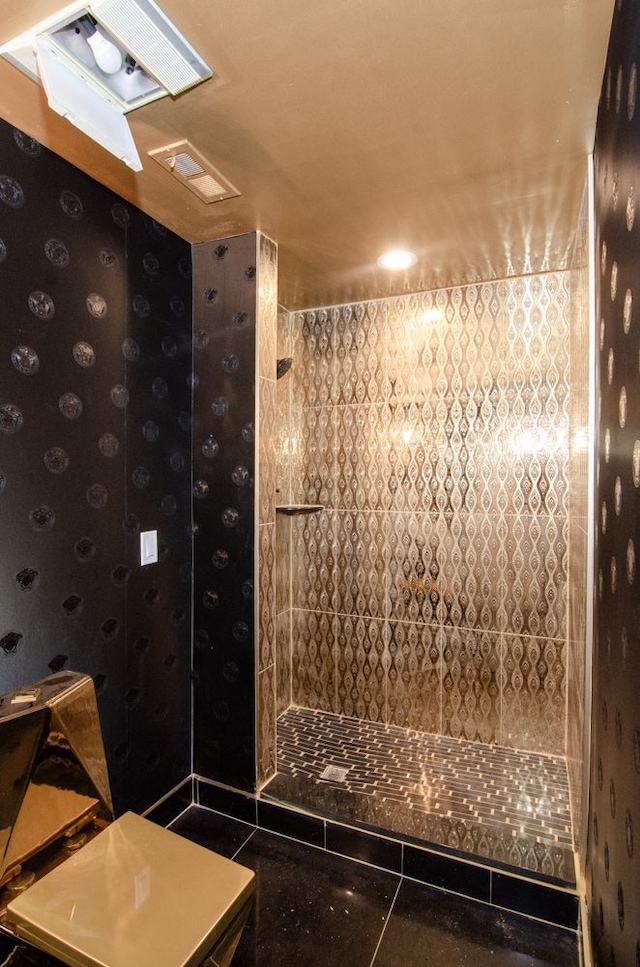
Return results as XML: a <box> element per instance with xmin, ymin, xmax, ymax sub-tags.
<box><xmin>0</xmin><ymin>0</ymin><xmax>638</xmax><ymax>964</ymax></box>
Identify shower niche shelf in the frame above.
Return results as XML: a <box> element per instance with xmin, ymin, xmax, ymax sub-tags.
<box><xmin>276</xmin><ymin>504</ymin><xmax>324</xmax><ymax>516</ymax></box>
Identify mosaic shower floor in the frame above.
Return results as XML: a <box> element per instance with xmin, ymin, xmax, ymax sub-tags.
<box><xmin>264</xmin><ymin>706</ymin><xmax>576</xmax><ymax>885</ymax></box>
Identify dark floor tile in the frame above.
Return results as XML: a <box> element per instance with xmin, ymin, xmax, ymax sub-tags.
<box><xmin>403</xmin><ymin>843</ymin><xmax>491</xmax><ymax>901</ymax></box>
<box><xmin>326</xmin><ymin>822</ymin><xmax>403</xmax><ymax>873</ymax></box>
<box><xmin>372</xmin><ymin>878</ymin><xmax>580</xmax><ymax>967</ymax></box>
<box><xmin>491</xmin><ymin>872</ymin><xmax>579</xmax><ymax>928</ymax></box>
<box><xmin>232</xmin><ymin>828</ymin><xmax>400</xmax><ymax>967</ymax></box>
<box><xmin>145</xmin><ymin>778</ymin><xmax>193</xmax><ymax>827</ymax></box>
<box><xmin>0</xmin><ymin>930</ymin><xmax>62</xmax><ymax>966</ymax></box>
<box><xmin>257</xmin><ymin>799</ymin><xmax>325</xmax><ymax>847</ymax></box>
<box><xmin>170</xmin><ymin>805</ymin><xmax>255</xmax><ymax>858</ymax></box>
<box><xmin>198</xmin><ymin>779</ymin><xmax>258</xmax><ymax>825</ymax></box>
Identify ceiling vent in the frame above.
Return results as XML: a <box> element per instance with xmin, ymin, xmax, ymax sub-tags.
<box><xmin>148</xmin><ymin>141</ymin><xmax>240</xmax><ymax>204</ymax></box>
<box><xmin>0</xmin><ymin>0</ymin><xmax>213</xmax><ymax>171</ymax></box>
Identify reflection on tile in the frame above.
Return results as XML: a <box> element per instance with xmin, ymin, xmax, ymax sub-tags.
<box><xmin>335</xmin><ymin>615</ymin><xmax>387</xmax><ymax>721</ymax></box>
<box><xmin>293</xmin><ymin>309</ymin><xmax>336</xmax><ymax>408</ymax></box>
<box><xmin>334</xmin><ymin>301</ymin><xmax>385</xmax><ymax>406</ymax></box>
<box><xmin>500</xmin><ymin>514</ymin><xmax>568</xmax><ymax>640</ymax></box>
<box><xmin>258</xmin><ymin>523</ymin><xmax>276</xmax><ymax>671</ymax></box>
<box><xmin>333</xmin><ymin>511</ymin><xmax>387</xmax><ymax>618</ymax></box>
<box><xmin>257</xmin><ymin>664</ymin><xmax>276</xmax><ymax>786</ymax></box>
<box><xmin>268</xmin><ymin>706</ymin><xmax>574</xmax><ymax>883</ymax></box>
<box><xmin>257</xmin><ymin>233</ymin><xmax>277</xmax><ymax>381</ymax></box>
<box><xmin>291</xmin><ymin>510</ymin><xmax>337</xmax><ymax>611</ymax></box>
<box><xmin>501</xmin><ymin>634</ymin><xmax>566</xmax><ymax>753</ymax></box>
<box><xmin>373</xmin><ymin>878</ymin><xmax>579</xmax><ymax>967</ymax></box>
<box><xmin>387</xmin><ymin>621</ymin><xmax>441</xmax><ymax>733</ymax></box>
<box><xmin>442</xmin><ymin>627</ymin><xmax>500</xmax><ymax>743</ymax></box>
<box><xmin>335</xmin><ymin>405</ymin><xmax>388</xmax><ymax>510</ymax></box>
<box><xmin>291</xmin><ymin>609</ymin><xmax>337</xmax><ymax>712</ymax></box>
<box><xmin>276</xmin><ymin>610</ymin><xmax>292</xmax><ymax>717</ymax></box>
<box><xmin>296</xmin><ymin>405</ymin><xmax>337</xmax><ymax>507</ymax></box>
<box><xmin>275</xmin><ymin>516</ymin><xmax>291</xmax><ymax>613</ymax></box>
<box><xmin>387</xmin><ymin>512</ymin><xmax>441</xmax><ymax>625</ymax></box>
<box><xmin>258</xmin><ymin>378</ymin><xmax>276</xmax><ymax>525</ymax></box>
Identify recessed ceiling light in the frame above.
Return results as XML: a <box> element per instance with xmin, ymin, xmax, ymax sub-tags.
<box><xmin>377</xmin><ymin>249</ymin><xmax>418</xmax><ymax>270</ymax></box>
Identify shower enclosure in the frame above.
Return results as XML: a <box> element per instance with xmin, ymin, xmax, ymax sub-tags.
<box><xmin>265</xmin><ymin>213</ymin><xmax>592</xmax><ymax>885</ymax></box>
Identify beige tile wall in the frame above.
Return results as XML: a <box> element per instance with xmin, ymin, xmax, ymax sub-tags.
<box><xmin>566</xmin><ymin>182</ymin><xmax>591</xmax><ymax>851</ymax></box>
<box><xmin>275</xmin><ymin>272</ymin><xmax>586</xmax><ymax>757</ymax></box>
<box><xmin>256</xmin><ymin>233</ymin><xmax>278</xmax><ymax>787</ymax></box>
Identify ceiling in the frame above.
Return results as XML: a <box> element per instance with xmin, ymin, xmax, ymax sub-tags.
<box><xmin>0</xmin><ymin>0</ymin><xmax>613</xmax><ymax>310</ymax></box>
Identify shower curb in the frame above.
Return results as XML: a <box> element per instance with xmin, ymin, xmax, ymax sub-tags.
<box><xmin>147</xmin><ymin>775</ymin><xmax>581</xmax><ymax>934</ymax></box>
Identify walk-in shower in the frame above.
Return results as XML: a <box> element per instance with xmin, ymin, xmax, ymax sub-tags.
<box><xmin>268</xmin><ymin>251</ymin><xmax>591</xmax><ymax>886</ymax></box>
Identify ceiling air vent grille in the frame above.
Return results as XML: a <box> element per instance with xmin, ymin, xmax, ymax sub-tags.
<box><xmin>148</xmin><ymin>140</ymin><xmax>239</xmax><ymax>204</ymax></box>
<box><xmin>189</xmin><ymin>174</ymin><xmax>228</xmax><ymax>200</ymax></box>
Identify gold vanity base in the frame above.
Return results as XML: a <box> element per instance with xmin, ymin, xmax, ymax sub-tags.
<box><xmin>5</xmin><ymin>812</ymin><xmax>254</xmax><ymax>967</ymax></box>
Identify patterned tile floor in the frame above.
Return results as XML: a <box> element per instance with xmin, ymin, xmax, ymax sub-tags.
<box><xmin>265</xmin><ymin>706</ymin><xmax>575</xmax><ymax>883</ymax></box>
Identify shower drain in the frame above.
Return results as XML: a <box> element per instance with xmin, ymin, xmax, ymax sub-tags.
<box><xmin>319</xmin><ymin>764</ymin><xmax>349</xmax><ymax>782</ymax></box>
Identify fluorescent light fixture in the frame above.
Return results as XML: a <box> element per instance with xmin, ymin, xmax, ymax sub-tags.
<box><xmin>377</xmin><ymin>249</ymin><xmax>418</xmax><ymax>270</ymax></box>
<box><xmin>0</xmin><ymin>0</ymin><xmax>213</xmax><ymax>171</ymax></box>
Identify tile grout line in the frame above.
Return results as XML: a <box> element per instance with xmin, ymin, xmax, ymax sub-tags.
<box><xmin>368</xmin><ymin>876</ymin><xmax>403</xmax><ymax>967</ymax></box>
<box><xmin>231</xmin><ymin>825</ymin><xmax>259</xmax><ymax>862</ymax></box>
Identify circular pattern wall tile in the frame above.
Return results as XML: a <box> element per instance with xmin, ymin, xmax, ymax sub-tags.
<box><xmin>11</xmin><ymin>345</ymin><xmax>39</xmax><ymax>374</ymax></box>
<box><xmin>59</xmin><ymin>393</ymin><xmax>83</xmax><ymax>419</ymax></box>
<box><xmin>45</xmin><ymin>238</ymin><xmax>70</xmax><ymax>267</ymax></box>
<box><xmin>44</xmin><ymin>447</ymin><xmax>69</xmax><ymax>474</ymax></box>
<box><xmin>28</xmin><ymin>290</ymin><xmax>55</xmax><ymax>319</ymax></box>
<box><xmin>13</xmin><ymin>130</ymin><xmax>41</xmax><ymax>156</ymax></box>
<box><xmin>60</xmin><ymin>190</ymin><xmax>83</xmax><ymax>219</ymax></box>
<box><xmin>86</xmin><ymin>292</ymin><xmax>107</xmax><ymax>317</ymax></box>
<box><xmin>0</xmin><ymin>175</ymin><xmax>25</xmax><ymax>208</ymax></box>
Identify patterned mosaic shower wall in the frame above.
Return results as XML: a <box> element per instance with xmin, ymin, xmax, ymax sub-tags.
<box><xmin>0</xmin><ymin>119</ymin><xmax>193</xmax><ymax>814</ymax></box>
<box><xmin>588</xmin><ymin>0</ymin><xmax>640</xmax><ymax>961</ymax></box>
<box><xmin>256</xmin><ymin>234</ymin><xmax>278</xmax><ymax>788</ymax></box>
<box><xmin>567</xmin><ymin>181</ymin><xmax>591</xmax><ymax>857</ymax></box>
<box><xmin>286</xmin><ymin>274</ymin><xmax>572</xmax><ymax>756</ymax></box>
<box><xmin>276</xmin><ymin>305</ymin><xmax>294</xmax><ymax>720</ymax></box>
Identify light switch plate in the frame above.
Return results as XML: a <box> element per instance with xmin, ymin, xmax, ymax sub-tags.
<box><xmin>140</xmin><ymin>530</ymin><xmax>158</xmax><ymax>566</ymax></box>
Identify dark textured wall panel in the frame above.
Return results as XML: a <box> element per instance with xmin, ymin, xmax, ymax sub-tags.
<box><xmin>0</xmin><ymin>119</ymin><xmax>192</xmax><ymax>814</ymax></box>
<box><xmin>589</xmin><ymin>2</ymin><xmax>640</xmax><ymax>964</ymax></box>
<box><xmin>192</xmin><ymin>235</ymin><xmax>257</xmax><ymax>791</ymax></box>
